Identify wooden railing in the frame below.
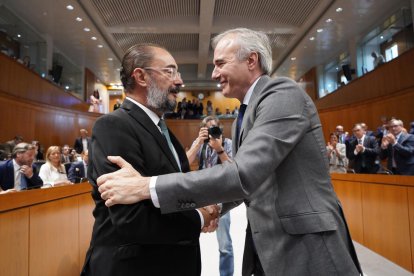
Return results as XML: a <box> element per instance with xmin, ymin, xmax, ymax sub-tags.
<box><xmin>0</xmin><ymin>183</ymin><xmax>94</xmax><ymax>276</ymax></box>
<box><xmin>316</xmin><ymin>47</ymin><xmax>414</xmax><ymax>139</ymax></box>
<box><xmin>332</xmin><ymin>173</ymin><xmax>414</xmax><ymax>272</ymax></box>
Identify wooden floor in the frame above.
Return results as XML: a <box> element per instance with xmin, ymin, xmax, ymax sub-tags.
<box><xmin>200</xmin><ymin>204</ymin><xmax>414</xmax><ymax>276</ymax></box>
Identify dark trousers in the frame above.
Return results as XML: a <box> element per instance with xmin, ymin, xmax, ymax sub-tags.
<box><xmin>243</xmin><ymin>223</ymin><xmax>265</xmax><ymax>276</ymax></box>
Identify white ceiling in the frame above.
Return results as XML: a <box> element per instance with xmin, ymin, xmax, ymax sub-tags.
<box><xmin>0</xmin><ymin>0</ymin><xmax>410</xmax><ymax>91</ymax></box>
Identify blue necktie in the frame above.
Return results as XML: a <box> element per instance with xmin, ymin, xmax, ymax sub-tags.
<box><xmin>158</xmin><ymin>119</ymin><xmax>181</xmax><ymax>171</ymax></box>
<box><xmin>236</xmin><ymin>104</ymin><xmax>247</xmax><ymax>150</ymax></box>
<box><xmin>20</xmin><ymin>173</ymin><xmax>27</xmax><ymax>190</ymax></box>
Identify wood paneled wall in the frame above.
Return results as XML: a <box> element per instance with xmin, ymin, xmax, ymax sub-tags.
<box><xmin>332</xmin><ymin>174</ymin><xmax>414</xmax><ymax>272</ymax></box>
<box><xmin>315</xmin><ymin>48</ymin><xmax>414</xmax><ymax>139</ymax></box>
<box><xmin>0</xmin><ymin>183</ymin><xmax>94</xmax><ymax>276</ymax></box>
<box><xmin>0</xmin><ymin>53</ymin><xmax>100</xmax><ymax>148</ymax></box>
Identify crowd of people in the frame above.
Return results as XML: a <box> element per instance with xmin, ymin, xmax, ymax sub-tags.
<box><xmin>327</xmin><ymin>118</ymin><xmax>414</xmax><ymax>175</ymax></box>
<box><xmin>167</xmin><ymin>98</ymin><xmax>240</xmax><ymax>120</ymax></box>
<box><xmin>0</xmin><ymin>129</ymin><xmax>91</xmax><ymax>193</ymax></box>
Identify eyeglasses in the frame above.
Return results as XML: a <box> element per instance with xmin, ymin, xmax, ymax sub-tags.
<box><xmin>144</xmin><ymin>67</ymin><xmax>181</xmax><ymax>80</ymax></box>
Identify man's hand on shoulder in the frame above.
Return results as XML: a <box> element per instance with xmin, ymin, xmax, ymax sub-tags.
<box><xmin>98</xmin><ymin>156</ymin><xmax>150</xmax><ymax>207</ymax></box>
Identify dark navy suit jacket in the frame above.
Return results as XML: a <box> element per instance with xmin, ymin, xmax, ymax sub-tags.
<box><xmin>346</xmin><ymin>135</ymin><xmax>379</xmax><ymax>173</ymax></box>
<box><xmin>380</xmin><ymin>133</ymin><xmax>414</xmax><ymax>175</ymax></box>
<box><xmin>0</xmin><ymin>159</ymin><xmax>43</xmax><ymax>190</ymax></box>
<box><xmin>67</xmin><ymin>161</ymin><xmax>86</xmax><ymax>183</ymax></box>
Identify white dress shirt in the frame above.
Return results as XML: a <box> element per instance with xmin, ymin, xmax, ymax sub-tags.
<box><xmin>39</xmin><ymin>163</ymin><xmax>68</xmax><ymax>186</ymax></box>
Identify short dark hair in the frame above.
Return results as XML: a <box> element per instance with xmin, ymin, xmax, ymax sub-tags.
<box><xmin>12</xmin><ymin>143</ymin><xmax>35</xmax><ymax>158</ymax></box>
<box><xmin>120</xmin><ymin>43</ymin><xmax>163</xmax><ymax>92</ymax></box>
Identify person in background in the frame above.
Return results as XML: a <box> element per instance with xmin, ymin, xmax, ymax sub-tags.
<box><xmin>90</xmin><ymin>90</ymin><xmax>102</xmax><ymax>113</ymax></box>
<box><xmin>4</xmin><ymin>135</ymin><xmax>24</xmax><ymax>157</ymax></box>
<box><xmin>334</xmin><ymin>125</ymin><xmax>347</xmax><ymax>144</ymax></box>
<box><xmin>39</xmin><ymin>146</ymin><xmax>72</xmax><ymax>187</ymax></box>
<box><xmin>60</xmin><ymin>144</ymin><xmax>73</xmax><ymax>163</ymax></box>
<box><xmin>186</xmin><ymin>116</ymin><xmax>234</xmax><ymax>276</ymax></box>
<box><xmin>68</xmin><ymin>150</ymin><xmax>89</xmax><ymax>183</ymax></box>
<box><xmin>346</xmin><ymin>123</ymin><xmax>379</xmax><ymax>174</ymax></box>
<box><xmin>32</xmin><ymin>140</ymin><xmax>44</xmax><ymax>161</ymax></box>
<box><xmin>0</xmin><ymin>143</ymin><xmax>43</xmax><ymax>193</ymax></box>
<box><xmin>326</xmin><ymin>133</ymin><xmax>348</xmax><ymax>173</ymax></box>
<box><xmin>371</xmin><ymin>51</ymin><xmax>385</xmax><ymax>69</ymax></box>
<box><xmin>380</xmin><ymin>119</ymin><xmax>414</xmax><ymax>175</ymax></box>
<box><xmin>206</xmin><ymin>100</ymin><xmax>213</xmax><ymax>116</ymax></box>
<box><xmin>74</xmin><ymin>129</ymin><xmax>91</xmax><ymax>154</ymax></box>
<box><xmin>113</xmin><ymin>99</ymin><xmax>122</xmax><ymax>111</ymax></box>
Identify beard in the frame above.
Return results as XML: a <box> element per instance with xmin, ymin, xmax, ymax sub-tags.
<box><xmin>146</xmin><ymin>77</ymin><xmax>177</xmax><ymax>113</ymax></box>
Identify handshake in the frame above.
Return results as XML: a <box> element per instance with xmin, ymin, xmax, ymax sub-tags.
<box><xmin>198</xmin><ymin>205</ymin><xmax>220</xmax><ymax>233</ymax></box>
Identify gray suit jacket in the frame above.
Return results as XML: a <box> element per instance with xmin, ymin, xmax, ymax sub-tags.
<box><xmin>157</xmin><ymin>76</ymin><xmax>361</xmax><ymax>275</ymax></box>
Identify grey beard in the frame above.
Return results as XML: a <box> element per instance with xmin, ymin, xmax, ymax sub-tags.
<box><xmin>146</xmin><ymin>80</ymin><xmax>177</xmax><ymax>113</ymax></box>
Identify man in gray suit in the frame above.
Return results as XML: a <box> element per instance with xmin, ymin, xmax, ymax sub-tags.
<box><xmin>97</xmin><ymin>28</ymin><xmax>362</xmax><ymax>275</ymax></box>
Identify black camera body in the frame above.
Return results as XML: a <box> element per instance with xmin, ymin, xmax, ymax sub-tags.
<box><xmin>208</xmin><ymin>126</ymin><xmax>222</xmax><ymax>139</ymax></box>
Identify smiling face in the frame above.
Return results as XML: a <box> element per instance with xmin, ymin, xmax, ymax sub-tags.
<box><xmin>211</xmin><ymin>37</ymin><xmax>253</xmax><ymax>102</ymax></box>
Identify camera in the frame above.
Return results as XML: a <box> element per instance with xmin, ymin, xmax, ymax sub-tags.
<box><xmin>208</xmin><ymin>126</ymin><xmax>222</xmax><ymax>139</ymax></box>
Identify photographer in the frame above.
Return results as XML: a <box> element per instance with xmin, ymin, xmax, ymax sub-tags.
<box><xmin>186</xmin><ymin>116</ymin><xmax>234</xmax><ymax>276</ymax></box>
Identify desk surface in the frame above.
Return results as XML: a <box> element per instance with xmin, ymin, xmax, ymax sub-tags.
<box><xmin>0</xmin><ymin>182</ymin><xmax>92</xmax><ymax>212</ymax></box>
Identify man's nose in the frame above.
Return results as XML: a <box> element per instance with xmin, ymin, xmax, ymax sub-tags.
<box><xmin>211</xmin><ymin>66</ymin><xmax>220</xmax><ymax>80</ymax></box>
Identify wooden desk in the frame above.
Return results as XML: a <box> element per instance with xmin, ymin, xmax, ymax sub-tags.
<box><xmin>331</xmin><ymin>173</ymin><xmax>414</xmax><ymax>272</ymax></box>
<box><xmin>0</xmin><ymin>183</ymin><xmax>94</xmax><ymax>276</ymax></box>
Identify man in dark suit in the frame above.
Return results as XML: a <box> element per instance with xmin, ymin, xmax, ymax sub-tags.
<box><xmin>73</xmin><ymin>129</ymin><xmax>90</xmax><ymax>154</ymax></box>
<box><xmin>346</xmin><ymin>123</ymin><xmax>379</xmax><ymax>174</ymax></box>
<box><xmin>380</xmin><ymin>119</ymin><xmax>414</xmax><ymax>175</ymax></box>
<box><xmin>96</xmin><ymin>29</ymin><xmax>361</xmax><ymax>276</ymax></box>
<box><xmin>0</xmin><ymin>142</ymin><xmax>43</xmax><ymax>192</ymax></box>
<box><xmin>67</xmin><ymin>150</ymin><xmax>88</xmax><ymax>183</ymax></box>
<box><xmin>81</xmin><ymin>44</ymin><xmax>216</xmax><ymax>276</ymax></box>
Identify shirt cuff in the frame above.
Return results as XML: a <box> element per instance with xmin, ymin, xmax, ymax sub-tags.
<box><xmin>196</xmin><ymin>209</ymin><xmax>204</xmax><ymax>229</ymax></box>
<box><xmin>150</xmin><ymin>176</ymin><xmax>160</xmax><ymax>208</ymax></box>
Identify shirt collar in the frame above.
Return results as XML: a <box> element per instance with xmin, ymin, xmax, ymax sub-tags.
<box><xmin>12</xmin><ymin>159</ymin><xmax>20</xmax><ymax>171</ymax></box>
<box><xmin>242</xmin><ymin>76</ymin><xmax>261</xmax><ymax>105</ymax></box>
<box><xmin>126</xmin><ymin>96</ymin><xmax>161</xmax><ymax>127</ymax></box>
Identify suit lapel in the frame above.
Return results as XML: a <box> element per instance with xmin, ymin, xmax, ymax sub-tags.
<box><xmin>237</xmin><ymin>75</ymin><xmax>271</xmax><ymax>149</ymax></box>
<box><xmin>121</xmin><ymin>99</ymin><xmax>180</xmax><ymax>172</ymax></box>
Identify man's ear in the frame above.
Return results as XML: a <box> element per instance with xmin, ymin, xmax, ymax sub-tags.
<box><xmin>132</xmin><ymin>68</ymin><xmax>148</xmax><ymax>87</ymax></box>
<box><xmin>247</xmin><ymin>52</ymin><xmax>259</xmax><ymax>70</ymax></box>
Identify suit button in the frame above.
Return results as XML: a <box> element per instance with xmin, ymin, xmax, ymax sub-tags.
<box><xmin>190</xmin><ymin>203</ymin><xmax>196</xmax><ymax>208</ymax></box>
<box><xmin>185</xmin><ymin>203</ymin><xmax>191</xmax><ymax>208</ymax></box>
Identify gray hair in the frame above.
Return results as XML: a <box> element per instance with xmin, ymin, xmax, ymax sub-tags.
<box><xmin>212</xmin><ymin>28</ymin><xmax>272</xmax><ymax>75</ymax></box>
<box><xmin>120</xmin><ymin>43</ymin><xmax>164</xmax><ymax>92</ymax></box>
<box><xmin>12</xmin><ymin>143</ymin><xmax>35</xmax><ymax>158</ymax></box>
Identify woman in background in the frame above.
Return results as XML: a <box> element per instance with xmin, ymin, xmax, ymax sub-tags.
<box><xmin>39</xmin><ymin>146</ymin><xmax>72</xmax><ymax>186</ymax></box>
<box><xmin>326</xmin><ymin>133</ymin><xmax>348</xmax><ymax>173</ymax></box>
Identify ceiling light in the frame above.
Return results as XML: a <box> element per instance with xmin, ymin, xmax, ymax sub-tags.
<box><xmin>380</xmin><ymin>35</ymin><xmax>384</xmax><ymax>39</ymax></box>
<box><xmin>291</xmin><ymin>57</ymin><xmax>296</xmax><ymax>61</ymax></box>
<box><xmin>91</xmin><ymin>36</ymin><xmax>97</xmax><ymax>40</ymax></box>
<box><xmin>309</xmin><ymin>37</ymin><xmax>315</xmax><ymax>41</ymax></box>
<box><xmin>97</xmin><ymin>44</ymin><xmax>103</xmax><ymax>48</ymax></box>
<box><xmin>107</xmin><ymin>58</ymin><xmax>113</xmax><ymax>61</ymax></box>
<box><xmin>326</xmin><ymin>18</ymin><xmax>333</xmax><ymax>23</ymax></box>
<box><xmin>336</xmin><ymin>7</ymin><xmax>343</xmax><ymax>13</ymax></box>
<box><xmin>76</xmin><ymin>17</ymin><xmax>82</xmax><ymax>22</ymax></box>
<box><xmin>17</xmin><ymin>34</ymin><xmax>21</xmax><ymax>38</ymax></box>
<box><xmin>181</xmin><ymin>84</ymin><xmax>185</xmax><ymax>88</ymax></box>
<box><xmin>317</xmin><ymin>28</ymin><xmax>323</xmax><ymax>33</ymax></box>
<box><xmin>66</xmin><ymin>5</ymin><xmax>74</xmax><ymax>10</ymax></box>
<box><xmin>65</xmin><ymin>86</ymin><xmax>70</xmax><ymax>90</ymax></box>
<box><xmin>217</xmin><ymin>83</ymin><xmax>221</xmax><ymax>88</ymax></box>
<box><xmin>83</xmin><ymin>27</ymin><xmax>90</xmax><ymax>32</ymax></box>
